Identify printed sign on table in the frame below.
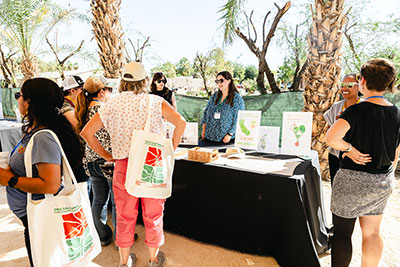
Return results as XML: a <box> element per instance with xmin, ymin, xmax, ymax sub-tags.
<box><xmin>281</xmin><ymin>112</ymin><xmax>313</xmax><ymax>156</ymax></box>
<box><xmin>165</xmin><ymin>122</ymin><xmax>199</xmax><ymax>145</ymax></box>
<box><xmin>258</xmin><ymin>126</ymin><xmax>280</xmax><ymax>153</ymax></box>
<box><xmin>234</xmin><ymin>110</ymin><xmax>261</xmax><ymax>150</ymax></box>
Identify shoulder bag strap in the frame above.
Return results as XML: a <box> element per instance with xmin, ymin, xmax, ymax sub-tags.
<box><xmin>25</xmin><ymin>129</ymin><xmax>77</xmax><ymax>201</ymax></box>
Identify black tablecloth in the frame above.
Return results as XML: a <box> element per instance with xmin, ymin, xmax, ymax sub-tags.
<box><xmin>163</xmin><ymin>155</ymin><xmax>330</xmax><ymax>267</ymax></box>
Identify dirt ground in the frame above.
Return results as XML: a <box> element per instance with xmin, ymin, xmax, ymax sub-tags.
<box><xmin>0</xmin><ymin>176</ymin><xmax>399</xmax><ymax>267</ymax></box>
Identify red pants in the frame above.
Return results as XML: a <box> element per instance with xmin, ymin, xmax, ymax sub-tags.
<box><xmin>113</xmin><ymin>158</ymin><xmax>165</xmax><ymax>248</ymax></box>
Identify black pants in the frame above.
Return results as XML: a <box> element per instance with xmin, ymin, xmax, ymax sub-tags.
<box><xmin>331</xmin><ymin>214</ymin><xmax>357</xmax><ymax>267</ymax></box>
<box><xmin>328</xmin><ymin>153</ymin><xmax>340</xmax><ymax>185</ymax></box>
<box><xmin>19</xmin><ymin>215</ymin><xmax>34</xmax><ymax>267</ymax></box>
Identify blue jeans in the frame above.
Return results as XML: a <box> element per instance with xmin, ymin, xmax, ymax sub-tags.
<box><xmin>87</xmin><ymin>161</ymin><xmax>116</xmax><ymax>241</ymax></box>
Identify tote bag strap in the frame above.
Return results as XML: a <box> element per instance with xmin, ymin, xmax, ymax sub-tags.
<box><xmin>25</xmin><ymin>129</ymin><xmax>77</xmax><ymax>201</ymax></box>
<box><xmin>143</xmin><ymin>94</ymin><xmax>154</xmax><ymax>132</ymax></box>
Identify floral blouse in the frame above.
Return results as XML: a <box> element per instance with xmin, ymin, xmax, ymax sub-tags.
<box><xmin>85</xmin><ymin>104</ymin><xmax>112</xmax><ymax>162</ymax></box>
<box><xmin>98</xmin><ymin>93</ymin><xmax>164</xmax><ymax>159</ymax></box>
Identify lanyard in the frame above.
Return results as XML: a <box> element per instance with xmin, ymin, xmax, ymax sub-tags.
<box><xmin>65</xmin><ymin>96</ymin><xmax>76</xmax><ymax>108</ymax></box>
<box><xmin>217</xmin><ymin>97</ymin><xmax>225</xmax><ymax>111</ymax></box>
<box><xmin>10</xmin><ymin>125</ymin><xmax>39</xmax><ymax>157</ymax></box>
<box><xmin>341</xmin><ymin>98</ymin><xmax>361</xmax><ymax>112</ymax></box>
<box><xmin>364</xmin><ymin>95</ymin><xmax>384</xmax><ymax>101</ymax></box>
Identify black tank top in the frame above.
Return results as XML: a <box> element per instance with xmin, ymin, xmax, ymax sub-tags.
<box><xmin>151</xmin><ymin>88</ymin><xmax>173</xmax><ymax>106</ymax></box>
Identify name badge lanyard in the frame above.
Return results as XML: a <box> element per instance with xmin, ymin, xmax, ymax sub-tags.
<box><xmin>10</xmin><ymin>125</ymin><xmax>39</xmax><ymax>157</ymax></box>
<box><xmin>214</xmin><ymin>98</ymin><xmax>224</xmax><ymax>119</ymax></box>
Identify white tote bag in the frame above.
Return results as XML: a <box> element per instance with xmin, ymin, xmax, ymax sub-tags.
<box><xmin>26</xmin><ymin>130</ymin><xmax>101</xmax><ymax>267</ymax></box>
<box><xmin>125</xmin><ymin>95</ymin><xmax>175</xmax><ymax>199</ymax></box>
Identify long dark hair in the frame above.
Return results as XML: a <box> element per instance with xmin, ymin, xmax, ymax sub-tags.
<box><xmin>21</xmin><ymin>78</ymin><xmax>82</xmax><ymax>169</ymax></box>
<box><xmin>215</xmin><ymin>71</ymin><xmax>238</xmax><ymax>107</ymax></box>
<box><xmin>150</xmin><ymin>72</ymin><xmax>169</xmax><ymax>94</ymax></box>
<box><xmin>75</xmin><ymin>90</ymin><xmax>101</xmax><ymax>133</ymax></box>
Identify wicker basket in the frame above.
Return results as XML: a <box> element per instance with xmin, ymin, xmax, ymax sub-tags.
<box><xmin>187</xmin><ymin>147</ymin><xmax>219</xmax><ymax>163</ymax></box>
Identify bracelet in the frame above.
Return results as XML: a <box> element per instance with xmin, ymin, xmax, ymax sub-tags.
<box><xmin>342</xmin><ymin>144</ymin><xmax>352</xmax><ymax>153</ymax></box>
<box><xmin>226</xmin><ymin>133</ymin><xmax>232</xmax><ymax>136</ymax></box>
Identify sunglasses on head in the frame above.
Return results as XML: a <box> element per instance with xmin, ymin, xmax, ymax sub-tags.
<box><xmin>14</xmin><ymin>92</ymin><xmax>22</xmax><ymax>100</ymax></box>
<box><xmin>215</xmin><ymin>78</ymin><xmax>225</xmax><ymax>84</ymax></box>
<box><xmin>156</xmin><ymin>79</ymin><xmax>167</xmax><ymax>84</ymax></box>
<box><xmin>340</xmin><ymin>82</ymin><xmax>358</xmax><ymax>89</ymax></box>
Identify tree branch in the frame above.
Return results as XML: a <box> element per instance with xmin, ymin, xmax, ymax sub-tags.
<box><xmin>60</xmin><ymin>40</ymin><xmax>85</xmax><ymax>65</ymax></box>
<box><xmin>248</xmin><ymin>10</ymin><xmax>257</xmax><ymax>43</ymax></box>
<box><xmin>46</xmin><ymin>37</ymin><xmax>61</xmax><ymax>64</ymax></box>
<box><xmin>262</xmin><ymin>11</ymin><xmax>271</xmax><ymax>44</ymax></box>
<box><xmin>262</xmin><ymin>2</ymin><xmax>291</xmax><ymax>54</ymax></box>
<box><xmin>235</xmin><ymin>27</ymin><xmax>260</xmax><ymax>56</ymax></box>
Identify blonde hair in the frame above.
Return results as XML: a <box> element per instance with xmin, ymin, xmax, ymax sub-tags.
<box><xmin>119</xmin><ymin>77</ymin><xmax>148</xmax><ymax>93</ymax></box>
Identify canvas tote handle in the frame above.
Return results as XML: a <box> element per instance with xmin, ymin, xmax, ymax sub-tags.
<box><xmin>143</xmin><ymin>94</ymin><xmax>154</xmax><ymax>132</ymax></box>
<box><xmin>25</xmin><ymin>129</ymin><xmax>78</xmax><ymax>201</ymax></box>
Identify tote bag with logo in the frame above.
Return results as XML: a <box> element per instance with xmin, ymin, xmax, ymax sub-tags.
<box><xmin>25</xmin><ymin>130</ymin><xmax>101</xmax><ymax>267</ymax></box>
<box><xmin>125</xmin><ymin>95</ymin><xmax>175</xmax><ymax>199</ymax></box>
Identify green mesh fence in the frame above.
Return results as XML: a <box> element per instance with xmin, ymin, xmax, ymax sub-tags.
<box><xmin>177</xmin><ymin>91</ymin><xmax>400</xmax><ymax>128</ymax></box>
<box><xmin>1</xmin><ymin>88</ymin><xmax>20</xmax><ymax>117</ymax></box>
<box><xmin>3</xmin><ymin>90</ymin><xmax>400</xmax><ymax>124</ymax></box>
<box><xmin>176</xmin><ymin>92</ymin><xmax>304</xmax><ymax>127</ymax></box>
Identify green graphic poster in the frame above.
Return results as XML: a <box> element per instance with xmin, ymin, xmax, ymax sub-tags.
<box><xmin>234</xmin><ymin>110</ymin><xmax>261</xmax><ymax>150</ymax></box>
<box><xmin>281</xmin><ymin>112</ymin><xmax>313</xmax><ymax>156</ymax></box>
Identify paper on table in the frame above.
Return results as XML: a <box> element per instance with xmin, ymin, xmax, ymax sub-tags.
<box><xmin>0</xmin><ymin>152</ymin><xmax>10</xmax><ymax>169</ymax></box>
<box><xmin>208</xmin><ymin>154</ymin><xmax>302</xmax><ymax>176</ymax></box>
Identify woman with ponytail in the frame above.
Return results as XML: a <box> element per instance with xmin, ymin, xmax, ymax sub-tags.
<box><xmin>0</xmin><ymin>78</ymin><xmax>82</xmax><ymax>266</ymax></box>
<box><xmin>75</xmin><ymin>76</ymin><xmax>116</xmax><ymax>247</ymax></box>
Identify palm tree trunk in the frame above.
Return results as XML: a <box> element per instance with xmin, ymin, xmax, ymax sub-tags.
<box><xmin>302</xmin><ymin>0</ymin><xmax>347</xmax><ymax>180</ymax></box>
<box><xmin>91</xmin><ymin>0</ymin><xmax>125</xmax><ymax>78</ymax></box>
<box><xmin>20</xmin><ymin>53</ymin><xmax>38</xmax><ymax>81</ymax></box>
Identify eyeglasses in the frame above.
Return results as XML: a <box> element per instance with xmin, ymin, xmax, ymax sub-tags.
<box><xmin>156</xmin><ymin>79</ymin><xmax>167</xmax><ymax>84</ymax></box>
<box><xmin>356</xmin><ymin>74</ymin><xmax>361</xmax><ymax>82</ymax></box>
<box><xmin>14</xmin><ymin>92</ymin><xmax>22</xmax><ymax>100</ymax></box>
<box><xmin>215</xmin><ymin>79</ymin><xmax>225</xmax><ymax>84</ymax></box>
<box><xmin>103</xmin><ymin>87</ymin><xmax>113</xmax><ymax>92</ymax></box>
<box><xmin>340</xmin><ymin>82</ymin><xmax>358</xmax><ymax>89</ymax></box>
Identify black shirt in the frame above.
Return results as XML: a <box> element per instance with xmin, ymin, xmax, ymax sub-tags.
<box><xmin>151</xmin><ymin>88</ymin><xmax>173</xmax><ymax>106</ymax></box>
<box><xmin>339</xmin><ymin>102</ymin><xmax>400</xmax><ymax>174</ymax></box>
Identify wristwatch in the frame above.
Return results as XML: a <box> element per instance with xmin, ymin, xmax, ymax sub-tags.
<box><xmin>8</xmin><ymin>176</ymin><xmax>19</xmax><ymax>188</ymax></box>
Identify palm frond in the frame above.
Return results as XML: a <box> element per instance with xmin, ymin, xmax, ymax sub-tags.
<box><xmin>218</xmin><ymin>0</ymin><xmax>247</xmax><ymax>46</ymax></box>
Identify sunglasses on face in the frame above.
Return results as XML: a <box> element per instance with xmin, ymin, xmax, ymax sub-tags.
<box><xmin>14</xmin><ymin>92</ymin><xmax>22</xmax><ymax>100</ymax></box>
<box><xmin>340</xmin><ymin>82</ymin><xmax>358</xmax><ymax>89</ymax></box>
<box><xmin>156</xmin><ymin>79</ymin><xmax>167</xmax><ymax>84</ymax></box>
<box><xmin>215</xmin><ymin>79</ymin><xmax>225</xmax><ymax>84</ymax></box>
<box><xmin>356</xmin><ymin>74</ymin><xmax>361</xmax><ymax>82</ymax></box>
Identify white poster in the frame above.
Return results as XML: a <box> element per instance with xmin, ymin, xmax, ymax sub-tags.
<box><xmin>281</xmin><ymin>112</ymin><xmax>313</xmax><ymax>156</ymax></box>
<box><xmin>258</xmin><ymin>126</ymin><xmax>280</xmax><ymax>153</ymax></box>
<box><xmin>234</xmin><ymin>110</ymin><xmax>261</xmax><ymax>150</ymax></box>
<box><xmin>165</xmin><ymin>122</ymin><xmax>199</xmax><ymax>145</ymax></box>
